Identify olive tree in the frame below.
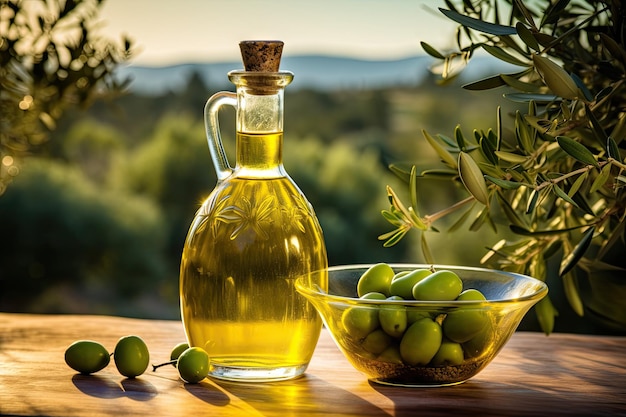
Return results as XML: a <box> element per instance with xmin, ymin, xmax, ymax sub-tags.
<box><xmin>0</xmin><ymin>0</ymin><xmax>132</xmax><ymax>194</ymax></box>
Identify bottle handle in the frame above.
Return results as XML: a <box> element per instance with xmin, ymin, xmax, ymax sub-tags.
<box><xmin>204</xmin><ymin>91</ymin><xmax>237</xmax><ymax>181</ymax></box>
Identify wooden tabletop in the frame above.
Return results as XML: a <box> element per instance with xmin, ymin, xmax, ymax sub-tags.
<box><xmin>1</xmin><ymin>313</ymin><xmax>624</xmax><ymax>417</ymax></box>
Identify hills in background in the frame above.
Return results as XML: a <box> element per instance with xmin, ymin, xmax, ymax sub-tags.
<box><xmin>117</xmin><ymin>54</ymin><xmax>518</xmax><ymax>95</ymax></box>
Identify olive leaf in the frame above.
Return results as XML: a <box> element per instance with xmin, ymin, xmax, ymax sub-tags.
<box><xmin>482</xmin><ymin>45</ymin><xmax>529</xmax><ymax>67</ymax></box>
<box><xmin>553</xmin><ymin>184</ymin><xmax>579</xmax><ymax>208</ymax></box>
<box><xmin>607</xmin><ymin>137</ymin><xmax>621</xmax><ymax>161</ymax></box>
<box><xmin>420</xmin><ymin>41</ymin><xmax>445</xmax><ymax>59</ymax></box>
<box><xmin>572</xmin><ymin>73</ymin><xmax>594</xmax><ymax>102</ymax></box>
<box><xmin>515</xmin><ymin>110</ymin><xmax>534</xmax><ymax>153</ymax></box>
<box><xmin>458</xmin><ymin>152</ymin><xmax>490</xmax><ymax>206</ymax></box>
<box><xmin>379</xmin><ymin>228</ymin><xmax>408</xmax><ymax>247</ymax></box>
<box><xmin>410</xmin><ymin>165</ymin><xmax>419</xmax><ymax>212</ymax></box>
<box><xmin>532</xmin><ymin>54</ymin><xmax>580</xmax><ymax>100</ymax></box>
<box><xmin>480</xmin><ymin>136</ymin><xmax>498</xmax><ymax>165</ymax></box>
<box><xmin>503</xmin><ymin>93</ymin><xmax>560</xmax><ymax>103</ymax></box>
<box><xmin>485</xmin><ymin>175</ymin><xmax>524</xmax><ymax>189</ymax></box>
<box><xmin>541</xmin><ymin>0</ymin><xmax>570</xmax><ymax>26</ymax></box>
<box><xmin>494</xmin><ymin>151</ymin><xmax>529</xmax><ymax>164</ymax></box>
<box><xmin>463</xmin><ymin>74</ymin><xmax>507</xmax><ymax>91</ymax></box>
<box><xmin>559</xmin><ymin>226</ymin><xmax>595</xmax><ymax>276</ymax></box>
<box><xmin>501</xmin><ymin>73</ymin><xmax>540</xmax><ymax>92</ymax></box>
<box><xmin>419</xmin><ymin>169</ymin><xmax>458</xmax><ymax>179</ymax></box>
<box><xmin>513</xmin><ymin>0</ymin><xmax>537</xmax><ymax>29</ymax></box>
<box><xmin>420</xmin><ymin>233</ymin><xmax>435</xmax><ymax>264</ymax></box>
<box><xmin>386</xmin><ymin>185</ymin><xmax>427</xmax><ymax>230</ymax></box>
<box><xmin>567</xmin><ymin>171</ymin><xmax>588</xmax><ymax>198</ymax></box>
<box><xmin>510</xmin><ymin>223</ymin><xmax>589</xmax><ymax>236</ymax></box>
<box><xmin>447</xmin><ymin>204</ymin><xmax>474</xmax><ymax>232</ymax></box>
<box><xmin>562</xmin><ymin>272</ymin><xmax>584</xmax><ymax>317</ymax></box>
<box><xmin>556</xmin><ymin>136</ymin><xmax>599</xmax><ymax>168</ymax></box>
<box><xmin>589</xmin><ymin>163</ymin><xmax>611</xmax><ymax>193</ymax></box>
<box><xmin>439</xmin><ymin>8</ymin><xmax>517</xmax><ymax>35</ymax></box>
<box><xmin>423</xmin><ymin>130</ymin><xmax>458</xmax><ymax>169</ymax></box>
<box><xmin>516</xmin><ymin>22</ymin><xmax>540</xmax><ymax>52</ymax></box>
<box><xmin>526</xmin><ymin>188</ymin><xmax>539</xmax><ymax>214</ymax></box>
<box><xmin>469</xmin><ymin>205</ymin><xmax>491</xmax><ymax>231</ymax></box>
<box><xmin>535</xmin><ymin>297</ymin><xmax>558</xmax><ymax>335</ymax></box>
<box><xmin>380</xmin><ymin>209</ymin><xmax>404</xmax><ymax>226</ymax></box>
<box><xmin>455</xmin><ymin>125</ymin><xmax>467</xmax><ymax>152</ymax></box>
<box><xmin>586</xmin><ymin>104</ymin><xmax>608</xmax><ymax>145</ymax></box>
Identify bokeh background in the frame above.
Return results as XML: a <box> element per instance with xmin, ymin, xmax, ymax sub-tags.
<box><xmin>1</xmin><ymin>0</ymin><xmax>596</xmax><ymax>332</ymax></box>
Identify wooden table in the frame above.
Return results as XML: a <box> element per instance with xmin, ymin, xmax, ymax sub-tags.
<box><xmin>1</xmin><ymin>313</ymin><xmax>624</xmax><ymax>417</ymax></box>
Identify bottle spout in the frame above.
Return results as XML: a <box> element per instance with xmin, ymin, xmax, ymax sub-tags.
<box><xmin>239</xmin><ymin>40</ymin><xmax>284</xmax><ymax>72</ymax></box>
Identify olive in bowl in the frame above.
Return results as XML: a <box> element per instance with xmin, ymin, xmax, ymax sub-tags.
<box><xmin>295</xmin><ymin>263</ymin><xmax>547</xmax><ymax>387</ymax></box>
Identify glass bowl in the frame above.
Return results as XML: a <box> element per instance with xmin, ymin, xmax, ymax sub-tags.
<box><xmin>296</xmin><ymin>264</ymin><xmax>548</xmax><ymax>387</ymax></box>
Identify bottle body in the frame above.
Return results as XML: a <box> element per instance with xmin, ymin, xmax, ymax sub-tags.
<box><xmin>180</xmin><ymin>129</ymin><xmax>327</xmax><ymax>381</ymax></box>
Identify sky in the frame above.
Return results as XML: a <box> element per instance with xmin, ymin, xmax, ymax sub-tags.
<box><xmin>98</xmin><ymin>0</ymin><xmax>459</xmax><ymax>66</ymax></box>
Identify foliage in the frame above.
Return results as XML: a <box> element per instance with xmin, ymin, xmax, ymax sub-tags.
<box><xmin>285</xmin><ymin>137</ymin><xmax>411</xmax><ymax>265</ymax></box>
<box><xmin>108</xmin><ymin>115</ymin><xmax>217</xmax><ymax>260</ymax></box>
<box><xmin>0</xmin><ymin>0</ymin><xmax>132</xmax><ymax>194</ymax></box>
<box><xmin>381</xmin><ymin>0</ymin><xmax>626</xmax><ymax>333</ymax></box>
<box><xmin>0</xmin><ymin>158</ymin><xmax>168</xmax><ymax>315</ymax></box>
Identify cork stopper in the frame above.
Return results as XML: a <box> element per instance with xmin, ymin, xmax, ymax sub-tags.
<box><xmin>239</xmin><ymin>40</ymin><xmax>284</xmax><ymax>72</ymax></box>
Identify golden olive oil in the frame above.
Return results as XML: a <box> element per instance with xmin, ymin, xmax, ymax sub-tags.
<box><xmin>180</xmin><ymin>132</ymin><xmax>327</xmax><ymax>380</ymax></box>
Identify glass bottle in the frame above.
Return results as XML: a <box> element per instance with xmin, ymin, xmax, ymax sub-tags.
<box><xmin>179</xmin><ymin>41</ymin><xmax>328</xmax><ymax>382</ymax></box>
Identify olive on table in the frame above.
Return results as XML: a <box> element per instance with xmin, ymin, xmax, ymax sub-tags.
<box><xmin>170</xmin><ymin>342</ymin><xmax>190</xmax><ymax>365</ymax></box>
<box><xmin>114</xmin><ymin>335</ymin><xmax>150</xmax><ymax>378</ymax></box>
<box><xmin>64</xmin><ymin>340</ymin><xmax>110</xmax><ymax>375</ymax></box>
<box><xmin>177</xmin><ymin>347</ymin><xmax>209</xmax><ymax>384</ymax></box>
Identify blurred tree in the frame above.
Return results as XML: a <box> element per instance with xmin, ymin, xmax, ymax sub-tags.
<box><xmin>0</xmin><ymin>0</ymin><xmax>132</xmax><ymax>195</ymax></box>
<box><xmin>109</xmin><ymin>115</ymin><xmax>218</xmax><ymax>266</ymax></box>
<box><xmin>60</xmin><ymin>118</ymin><xmax>126</xmax><ymax>184</ymax></box>
<box><xmin>0</xmin><ymin>158</ymin><xmax>167</xmax><ymax>315</ymax></box>
<box><xmin>285</xmin><ymin>137</ymin><xmax>412</xmax><ymax>265</ymax></box>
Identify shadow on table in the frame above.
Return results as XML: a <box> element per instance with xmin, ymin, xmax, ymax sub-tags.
<box><xmin>368</xmin><ymin>378</ymin><xmax>610</xmax><ymax>417</ymax></box>
<box><xmin>72</xmin><ymin>374</ymin><xmax>158</xmax><ymax>402</ymax></box>
<box><xmin>209</xmin><ymin>374</ymin><xmax>389</xmax><ymax>416</ymax></box>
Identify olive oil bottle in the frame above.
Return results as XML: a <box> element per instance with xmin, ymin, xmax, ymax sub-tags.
<box><xmin>179</xmin><ymin>41</ymin><xmax>328</xmax><ymax>382</ymax></box>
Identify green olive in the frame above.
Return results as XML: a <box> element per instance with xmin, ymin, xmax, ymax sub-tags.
<box><xmin>357</xmin><ymin>263</ymin><xmax>395</xmax><ymax>297</ymax></box>
<box><xmin>64</xmin><ymin>340</ymin><xmax>110</xmax><ymax>375</ymax></box>
<box><xmin>399</xmin><ymin>317</ymin><xmax>442</xmax><ymax>366</ymax></box>
<box><xmin>341</xmin><ymin>292</ymin><xmax>385</xmax><ymax>339</ymax></box>
<box><xmin>379</xmin><ymin>296</ymin><xmax>407</xmax><ymax>338</ymax></box>
<box><xmin>361</xmin><ymin>329</ymin><xmax>393</xmax><ymax>355</ymax></box>
<box><xmin>462</xmin><ymin>321</ymin><xmax>494</xmax><ymax>359</ymax></box>
<box><xmin>430</xmin><ymin>339</ymin><xmax>464</xmax><ymax>366</ymax></box>
<box><xmin>443</xmin><ymin>289</ymin><xmax>488</xmax><ymax>343</ymax></box>
<box><xmin>177</xmin><ymin>347</ymin><xmax>210</xmax><ymax>384</ymax></box>
<box><xmin>389</xmin><ymin>268</ymin><xmax>431</xmax><ymax>299</ymax></box>
<box><xmin>391</xmin><ymin>270</ymin><xmax>411</xmax><ymax>281</ymax></box>
<box><xmin>377</xmin><ymin>345</ymin><xmax>403</xmax><ymax>364</ymax></box>
<box><xmin>411</xmin><ymin>270</ymin><xmax>463</xmax><ymax>301</ymax></box>
<box><xmin>114</xmin><ymin>335</ymin><xmax>150</xmax><ymax>378</ymax></box>
<box><xmin>407</xmin><ymin>309</ymin><xmax>432</xmax><ymax>324</ymax></box>
<box><xmin>170</xmin><ymin>342</ymin><xmax>190</xmax><ymax>366</ymax></box>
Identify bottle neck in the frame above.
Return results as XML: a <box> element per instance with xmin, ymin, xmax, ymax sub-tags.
<box><xmin>229</xmin><ymin>71</ymin><xmax>292</xmax><ymax>175</ymax></box>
